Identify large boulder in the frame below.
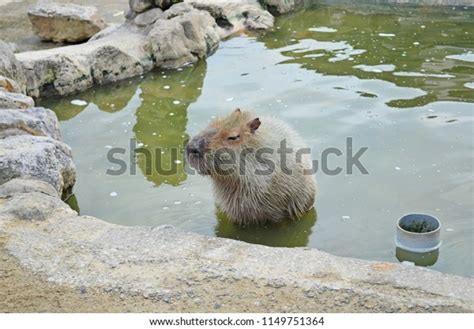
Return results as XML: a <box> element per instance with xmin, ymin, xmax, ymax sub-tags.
<box><xmin>0</xmin><ymin>107</ymin><xmax>61</xmax><ymax>140</ymax></box>
<box><xmin>28</xmin><ymin>2</ymin><xmax>107</xmax><ymax>43</ymax></box>
<box><xmin>0</xmin><ymin>135</ymin><xmax>76</xmax><ymax>198</ymax></box>
<box><xmin>90</xmin><ymin>45</ymin><xmax>149</xmax><ymax>85</ymax></box>
<box><xmin>0</xmin><ymin>89</ymin><xmax>35</xmax><ymax>109</ymax></box>
<box><xmin>20</xmin><ymin>53</ymin><xmax>93</xmax><ymax>98</ymax></box>
<box><xmin>0</xmin><ymin>41</ymin><xmax>27</xmax><ymax>94</ymax></box>
<box><xmin>145</xmin><ymin>4</ymin><xmax>221</xmax><ymax>68</ymax></box>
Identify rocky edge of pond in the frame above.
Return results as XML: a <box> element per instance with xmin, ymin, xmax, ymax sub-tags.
<box><xmin>14</xmin><ymin>0</ymin><xmax>275</xmax><ymax>98</ymax></box>
<box><xmin>0</xmin><ymin>0</ymin><xmax>473</xmax><ymax>312</ymax></box>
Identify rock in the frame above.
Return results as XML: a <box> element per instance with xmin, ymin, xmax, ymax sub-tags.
<box><xmin>21</xmin><ymin>54</ymin><xmax>93</xmax><ymax>98</ymax></box>
<box><xmin>1</xmin><ymin>191</ymin><xmax>72</xmax><ymax>221</ymax></box>
<box><xmin>90</xmin><ymin>45</ymin><xmax>148</xmax><ymax>84</ymax></box>
<box><xmin>146</xmin><ymin>7</ymin><xmax>221</xmax><ymax>68</ymax></box>
<box><xmin>89</xmin><ymin>24</ymin><xmax>120</xmax><ymax>41</ymax></box>
<box><xmin>186</xmin><ymin>0</ymin><xmax>274</xmax><ymax>34</ymax></box>
<box><xmin>18</xmin><ymin>25</ymin><xmax>153</xmax><ymax>98</ymax></box>
<box><xmin>0</xmin><ymin>135</ymin><xmax>76</xmax><ymax>198</ymax></box>
<box><xmin>155</xmin><ymin>0</ymin><xmax>183</xmax><ymax>10</ymax></box>
<box><xmin>0</xmin><ymin>41</ymin><xmax>27</xmax><ymax>94</ymax></box>
<box><xmin>129</xmin><ymin>0</ymin><xmax>154</xmax><ymax>13</ymax></box>
<box><xmin>15</xmin><ymin>1</ymin><xmax>273</xmax><ymax>98</ymax></box>
<box><xmin>134</xmin><ymin>8</ymin><xmax>163</xmax><ymax>27</ymax></box>
<box><xmin>0</xmin><ymin>76</ymin><xmax>23</xmax><ymax>94</ymax></box>
<box><xmin>261</xmin><ymin>0</ymin><xmax>303</xmax><ymax>15</ymax></box>
<box><xmin>0</xmin><ymin>107</ymin><xmax>61</xmax><ymax>140</ymax></box>
<box><xmin>28</xmin><ymin>2</ymin><xmax>107</xmax><ymax>43</ymax></box>
<box><xmin>0</xmin><ymin>89</ymin><xmax>35</xmax><ymax>109</ymax></box>
<box><xmin>0</xmin><ymin>178</ymin><xmax>59</xmax><ymax>198</ymax></box>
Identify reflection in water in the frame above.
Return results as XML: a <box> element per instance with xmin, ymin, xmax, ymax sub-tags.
<box><xmin>215</xmin><ymin>208</ymin><xmax>317</xmax><ymax>247</ymax></box>
<box><xmin>258</xmin><ymin>5</ymin><xmax>474</xmax><ymax>107</ymax></box>
<box><xmin>133</xmin><ymin>63</ymin><xmax>207</xmax><ymax>186</ymax></box>
<box><xmin>396</xmin><ymin>247</ymin><xmax>440</xmax><ymax>267</ymax></box>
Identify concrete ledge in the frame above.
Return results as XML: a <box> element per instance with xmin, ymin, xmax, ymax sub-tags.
<box><xmin>0</xmin><ymin>186</ymin><xmax>472</xmax><ymax>312</ymax></box>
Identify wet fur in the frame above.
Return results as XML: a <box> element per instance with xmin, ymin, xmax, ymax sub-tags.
<box><xmin>188</xmin><ymin>110</ymin><xmax>317</xmax><ymax>225</ymax></box>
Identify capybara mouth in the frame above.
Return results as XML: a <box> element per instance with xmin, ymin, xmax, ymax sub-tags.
<box><xmin>186</xmin><ymin>152</ymin><xmax>211</xmax><ymax>176</ymax></box>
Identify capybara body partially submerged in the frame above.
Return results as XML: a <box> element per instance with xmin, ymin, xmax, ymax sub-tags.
<box><xmin>186</xmin><ymin>109</ymin><xmax>316</xmax><ymax>225</ymax></box>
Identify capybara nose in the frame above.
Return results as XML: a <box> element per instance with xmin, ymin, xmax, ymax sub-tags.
<box><xmin>186</xmin><ymin>144</ymin><xmax>200</xmax><ymax>156</ymax></box>
<box><xmin>186</xmin><ymin>138</ymin><xmax>202</xmax><ymax>156</ymax></box>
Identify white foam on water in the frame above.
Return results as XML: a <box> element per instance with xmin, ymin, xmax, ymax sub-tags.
<box><xmin>378</xmin><ymin>33</ymin><xmax>396</xmax><ymax>37</ymax></box>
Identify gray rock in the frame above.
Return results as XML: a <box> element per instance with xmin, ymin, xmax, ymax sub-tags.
<box><xmin>129</xmin><ymin>0</ymin><xmax>154</xmax><ymax>13</ymax></box>
<box><xmin>146</xmin><ymin>7</ymin><xmax>221</xmax><ymax>68</ymax></box>
<box><xmin>134</xmin><ymin>8</ymin><xmax>164</xmax><ymax>27</ymax></box>
<box><xmin>0</xmin><ymin>107</ymin><xmax>61</xmax><ymax>140</ymax></box>
<box><xmin>0</xmin><ymin>41</ymin><xmax>27</xmax><ymax>94</ymax></box>
<box><xmin>28</xmin><ymin>2</ymin><xmax>107</xmax><ymax>43</ymax></box>
<box><xmin>0</xmin><ymin>89</ymin><xmax>35</xmax><ymax>109</ymax></box>
<box><xmin>21</xmin><ymin>54</ymin><xmax>93</xmax><ymax>98</ymax></box>
<box><xmin>0</xmin><ymin>135</ymin><xmax>76</xmax><ymax>198</ymax></box>
<box><xmin>0</xmin><ymin>178</ymin><xmax>59</xmax><ymax>198</ymax></box>
<box><xmin>186</xmin><ymin>0</ymin><xmax>274</xmax><ymax>34</ymax></box>
<box><xmin>90</xmin><ymin>45</ymin><xmax>148</xmax><ymax>85</ymax></box>
<box><xmin>1</xmin><ymin>191</ymin><xmax>72</xmax><ymax>221</ymax></box>
<box><xmin>155</xmin><ymin>0</ymin><xmax>183</xmax><ymax>10</ymax></box>
<box><xmin>89</xmin><ymin>24</ymin><xmax>120</xmax><ymax>42</ymax></box>
<box><xmin>261</xmin><ymin>0</ymin><xmax>302</xmax><ymax>15</ymax></box>
<box><xmin>18</xmin><ymin>24</ymin><xmax>153</xmax><ymax>98</ymax></box>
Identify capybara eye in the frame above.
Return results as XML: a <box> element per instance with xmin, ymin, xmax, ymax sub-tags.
<box><xmin>227</xmin><ymin>135</ymin><xmax>240</xmax><ymax>141</ymax></box>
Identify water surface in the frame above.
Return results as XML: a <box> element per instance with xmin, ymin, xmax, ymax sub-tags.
<box><xmin>42</xmin><ymin>5</ymin><xmax>474</xmax><ymax>277</ymax></box>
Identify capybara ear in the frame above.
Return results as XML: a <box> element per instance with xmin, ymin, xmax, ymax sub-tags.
<box><xmin>234</xmin><ymin>108</ymin><xmax>241</xmax><ymax>113</ymax></box>
<box><xmin>248</xmin><ymin>117</ymin><xmax>261</xmax><ymax>133</ymax></box>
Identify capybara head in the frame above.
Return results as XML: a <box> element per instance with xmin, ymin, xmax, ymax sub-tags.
<box><xmin>186</xmin><ymin>109</ymin><xmax>261</xmax><ymax>176</ymax></box>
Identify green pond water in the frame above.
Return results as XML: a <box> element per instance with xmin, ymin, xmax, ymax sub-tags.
<box><xmin>41</xmin><ymin>5</ymin><xmax>474</xmax><ymax>277</ymax></box>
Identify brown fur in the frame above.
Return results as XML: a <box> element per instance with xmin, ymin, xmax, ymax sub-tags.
<box><xmin>186</xmin><ymin>109</ymin><xmax>317</xmax><ymax>225</ymax></box>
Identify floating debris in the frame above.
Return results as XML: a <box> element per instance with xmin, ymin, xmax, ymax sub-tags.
<box><xmin>464</xmin><ymin>82</ymin><xmax>474</xmax><ymax>89</ymax></box>
<box><xmin>378</xmin><ymin>33</ymin><xmax>396</xmax><ymax>37</ymax></box>
<box><xmin>395</xmin><ymin>167</ymin><xmax>401</xmax><ymax>170</ymax></box>
<box><xmin>393</xmin><ymin>72</ymin><xmax>455</xmax><ymax>78</ymax></box>
<box><xmin>354</xmin><ymin>64</ymin><xmax>396</xmax><ymax>73</ymax></box>
<box><xmin>71</xmin><ymin>99</ymin><xmax>87</xmax><ymax>106</ymax></box>
<box><xmin>309</xmin><ymin>26</ymin><xmax>338</xmax><ymax>33</ymax></box>
<box><xmin>226</xmin><ymin>97</ymin><xmax>234</xmax><ymax>102</ymax></box>
<box><xmin>173</xmin><ymin>100</ymin><xmax>181</xmax><ymax>105</ymax></box>
<box><xmin>110</xmin><ymin>192</ymin><xmax>118</xmax><ymax>197</ymax></box>
<box><xmin>163</xmin><ymin>85</ymin><xmax>170</xmax><ymax>89</ymax></box>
